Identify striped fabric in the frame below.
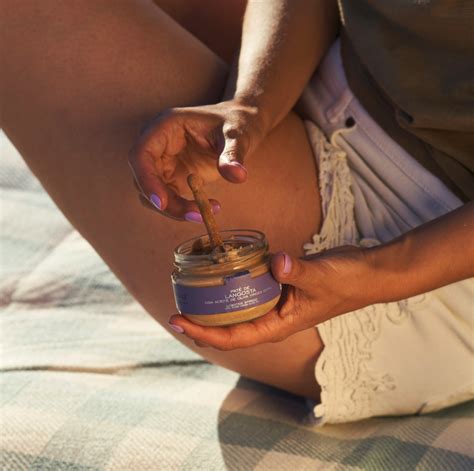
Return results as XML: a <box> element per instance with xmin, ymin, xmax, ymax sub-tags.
<box><xmin>1</xmin><ymin>133</ymin><xmax>473</xmax><ymax>470</ymax></box>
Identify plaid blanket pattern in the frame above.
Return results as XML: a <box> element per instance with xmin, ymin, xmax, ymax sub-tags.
<box><xmin>1</xmin><ymin>133</ymin><xmax>473</xmax><ymax>470</ymax></box>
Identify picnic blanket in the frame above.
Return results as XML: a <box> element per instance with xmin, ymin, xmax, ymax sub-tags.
<box><xmin>1</xmin><ymin>132</ymin><xmax>473</xmax><ymax>470</ymax></box>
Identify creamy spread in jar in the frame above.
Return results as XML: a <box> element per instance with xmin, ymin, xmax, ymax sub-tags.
<box><xmin>171</xmin><ymin>230</ymin><xmax>282</xmax><ymax>326</ymax></box>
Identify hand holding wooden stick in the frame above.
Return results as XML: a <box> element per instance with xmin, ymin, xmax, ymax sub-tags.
<box><xmin>187</xmin><ymin>174</ymin><xmax>224</xmax><ymax>250</ymax></box>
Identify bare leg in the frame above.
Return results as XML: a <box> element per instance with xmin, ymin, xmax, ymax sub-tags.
<box><xmin>0</xmin><ymin>0</ymin><xmax>322</xmax><ymax>399</ymax></box>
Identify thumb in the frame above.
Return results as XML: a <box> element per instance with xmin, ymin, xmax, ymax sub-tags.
<box><xmin>218</xmin><ymin>126</ymin><xmax>248</xmax><ymax>184</ymax></box>
<box><xmin>271</xmin><ymin>252</ymin><xmax>315</xmax><ymax>291</ymax></box>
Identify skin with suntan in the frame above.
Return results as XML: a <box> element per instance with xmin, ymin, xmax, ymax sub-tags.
<box><xmin>1</xmin><ymin>0</ymin><xmax>473</xmax><ymax>401</ymax></box>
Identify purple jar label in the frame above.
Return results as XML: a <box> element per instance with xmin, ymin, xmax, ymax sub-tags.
<box><xmin>172</xmin><ymin>271</ymin><xmax>282</xmax><ymax>315</ymax></box>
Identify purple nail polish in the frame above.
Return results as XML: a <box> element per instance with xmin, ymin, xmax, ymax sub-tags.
<box><xmin>184</xmin><ymin>211</ymin><xmax>203</xmax><ymax>223</ymax></box>
<box><xmin>150</xmin><ymin>193</ymin><xmax>162</xmax><ymax>210</ymax></box>
<box><xmin>282</xmin><ymin>253</ymin><xmax>292</xmax><ymax>275</ymax></box>
<box><xmin>169</xmin><ymin>323</ymin><xmax>184</xmax><ymax>334</ymax></box>
<box><xmin>228</xmin><ymin>161</ymin><xmax>247</xmax><ymax>174</ymax></box>
<box><xmin>212</xmin><ymin>203</ymin><xmax>221</xmax><ymax>213</ymax></box>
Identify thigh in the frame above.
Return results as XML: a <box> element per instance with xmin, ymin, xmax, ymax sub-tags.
<box><xmin>0</xmin><ymin>0</ymin><xmax>322</xmax><ymax>399</ymax></box>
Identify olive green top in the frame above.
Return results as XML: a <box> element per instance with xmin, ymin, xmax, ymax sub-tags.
<box><xmin>339</xmin><ymin>0</ymin><xmax>474</xmax><ymax>201</ymax></box>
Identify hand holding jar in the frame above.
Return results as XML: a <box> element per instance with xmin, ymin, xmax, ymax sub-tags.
<box><xmin>168</xmin><ymin>245</ymin><xmax>373</xmax><ymax>350</ymax></box>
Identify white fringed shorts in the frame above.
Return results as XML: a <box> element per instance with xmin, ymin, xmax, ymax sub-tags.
<box><xmin>300</xmin><ymin>40</ymin><xmax>474</xmax><ymax>425</ymax></box>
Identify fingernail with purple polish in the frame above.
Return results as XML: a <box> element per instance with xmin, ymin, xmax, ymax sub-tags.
<box><xmin>212</xmin><ymin>203</ymin><xmax>221</xmax><ymax>214</ymax></box>
<box><xmin>169</xmin><ymin>323</ymin><xmax>184</xmax><ymax>334</ymax></box>
<box><xmin>282</xmin><ymin>253</ymin><xmax>292</xmax><ymax>275</ymax></box>
<box><xmin>150</xmin><ymin>193</ymin><xmax>162</xmax><ymax>210</ymax></box>
<box><xmin>228</xmin><ymin>161</ymin><xmax>247</xmax><ymax>174</ymax></box>
<box><xmin>185</xmin><ymin>211</ymin><xmax>203</xmax><ymax>223</ymax></box>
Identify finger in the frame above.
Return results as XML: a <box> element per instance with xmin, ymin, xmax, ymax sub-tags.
<box><xmin>271</xmin><ymin>252</ymin><xmax>315</xmax><ymax>291</ymax></box>
<box><xmin>208</xmin><ymin>199</ymin><xmax>222</xmax><ymax>214</ymax></box>
<box><xmin>128</xmin><ymin>137</ymin><xmax>170</xmax><ymax>211</ymax></box>
<box><xmin>138</xmin><ymin>193</ymin><xmax>156</xmax><ymax>210</ymax></box>
<box><xmin>137</xmin><ymin>190</ymin><xmax>220</xmax><ymax>223</ymax></box>
<box><xmin>130</xmin><ymin>116</ymin><xmax>224</xmax><ymax>220</ymax></box>
<box><xmin>129</xmin><ymin>111</ymin><xmax>189</xmax><ymax>209</ymax></box>
<box><xmin>130</xmin><ymin>154</ymin><xmax>221</xmax><ymax>221</ymax></box>
<box><xmin>165</xmin><ymin>193</ymin><xmax>222</xmax><ymax>222</ymax></box>
<box><xmin>168</xmin><ymin>310</ymin><xmax>295</xmax><ymax>350</ymax></box>
<box><xmin>218</xmin><ymin>126</ymin><xmax>248</xmax><ymax>184</ymax></box>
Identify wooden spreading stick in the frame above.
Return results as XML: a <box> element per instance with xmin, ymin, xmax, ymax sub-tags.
<box><xmin>187</xmin><ymin>174</ymin><xmax>224</xmax><ymax>250</ymax></box>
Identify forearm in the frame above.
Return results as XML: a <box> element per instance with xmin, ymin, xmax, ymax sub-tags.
<box><xmin>226</xmin><ymin>0</ymin><xmax>339</xmax><ymax>134</ymax></box>
<box><xmin>365</xmin><ymin>202</ymin><xmax>474</xmax><ymax>303</ymax></box>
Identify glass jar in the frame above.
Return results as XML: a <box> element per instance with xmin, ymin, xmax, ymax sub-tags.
<box><xmin>171</xmin><ymin>229</ymin><xmax>282</xmax><ymax>326</ymax></box>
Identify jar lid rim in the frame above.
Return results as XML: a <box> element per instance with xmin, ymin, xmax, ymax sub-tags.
<box><xmin>174</xmin><ymin>229</ymin><xmax>267</xmax><ymax>267</ymax></box>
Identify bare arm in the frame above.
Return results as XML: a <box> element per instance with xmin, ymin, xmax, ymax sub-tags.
<box><xmin>130</xmin><ymin>1</ymin><xmax>340</xmax><ymax>215</ymax></box>
<box><xmin>228</xmin><ymin>0</ymin><xmax>340</xmax><ymax>135</ymax></box>
<box><xmin>366</xmin><ymin>202</ymin><xmax>474</xmax><ymax>304</ymax></box>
